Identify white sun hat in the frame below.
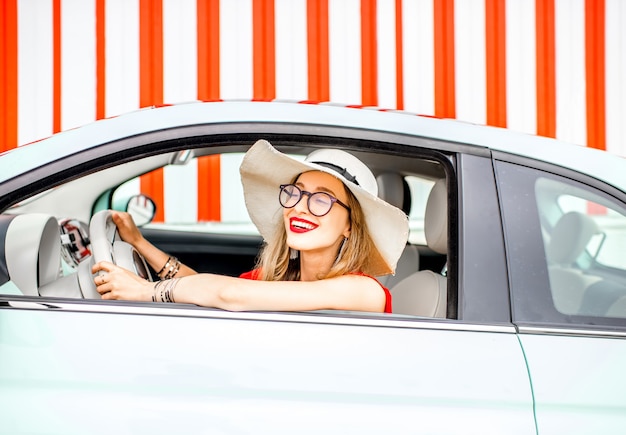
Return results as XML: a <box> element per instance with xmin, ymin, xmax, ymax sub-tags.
<box><xmin>239</xmin><ymin>139</ymin><xmax>409</xmax><ymax>276</ymax></box>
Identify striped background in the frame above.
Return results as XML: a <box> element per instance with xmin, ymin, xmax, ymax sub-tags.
<box><xmin>1</xmin><ymin>0</ymin><xmax>625</xmax><ymax>222</ymax></box>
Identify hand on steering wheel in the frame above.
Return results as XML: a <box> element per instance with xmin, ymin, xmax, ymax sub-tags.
<box><xmin>79</xmin><ymin>210</ymin><xmax>153</xmax><ymax>299</ymax></box>
<box><xmin>90</xmin><ymin>210</ymin><xmax>153</xmax><ymax>281</ymax></box>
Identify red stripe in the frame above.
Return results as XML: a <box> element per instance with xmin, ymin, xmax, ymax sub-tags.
<box><xmin>535</xmin><ymin>0</ymin><xmax>556</xmax><ymax>138</ymax></box>
<box><xmin>96</xmin><ymin>0</ymin><xmax>106</xmax><ymax>120</ymax></box>
<box><xmin>197</xmin><ymin>0</ymin><xmax>221</xmax><ymax>221</ymax></box>
<box><xmin>197</xmin><ymin>0</ymin><xmax>220</xmax><ymax>101</ymax></box>
<box><xmin>197</xmin><ymin>155</ymin><xmax>221</xmax><ymax>222</ymax></box>
<box><xmin>434</xmin><ymin>0</ymin><xmax>456</xmax><ymax>118</ymax></box>
<box><xmin>395</xmin><ymin>0</ymin><xmax>404</xmax><ymax>110</ymax></box>
<box><xmin>0</xmin><ymin>0</ymin><xmax>18</xmax><ymax>151</ymax></box>
<box><xmin>139</xmin><ymin>0</ymin><xmax>164</xmax><ymax>222</ymax></box>
<box><xmin>253</xmin><ymin>0</ymin><xmax>275</xmax><ymax>100</ymax></box>
<box><xmin>361</xmin><ymin>0</ymin><xmax>377</xmax><ymax>106</ymax></box>
<box><xmin>485</xmin><ymin>0</ymin><xmax>507</xmax><ymax>127</ymax></box>
<box><xmin>307</xmin><ymin>0</ymin><xmax>329</xmax><ymax>102</ymax></box>
<box><xmin>587</xmin><ymin>202</ymin><xmax>607</xmax><ymax>215</ymax></box>
<box><xmin>53</xmin><ymin>0</ymin><xmax>62</xmax><ymax>133</ymax></box>
<box><xmin>139</xmin><ymin>0</ymin><xmax>163</xmax><ymax>107</ymax></box>
<box><xmin>585</xmin><ymin>0</ymin><xmax>606</xmax><ymax>151</ymax></box>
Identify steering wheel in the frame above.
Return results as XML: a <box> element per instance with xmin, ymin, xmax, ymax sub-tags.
<box><xmin>90</xmin><ymin>210</ymin><xmax>153</xmax><ymax>280</ymax></box>
<box><xmin>78</xmin><ymin>210</ymin><xmax>153</xmax><ymax>299</ymax></box>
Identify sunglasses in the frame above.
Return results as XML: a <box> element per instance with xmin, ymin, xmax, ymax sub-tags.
<box><xmin>279</xmin><ymin>184</ymin><xmax>351</xmax><ymax>217</ymax></box>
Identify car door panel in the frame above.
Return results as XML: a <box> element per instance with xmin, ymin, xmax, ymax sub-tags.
<box><xmin>518</xmin><ymin>332</ymin><xmax>626</xmax><ymax>434</ymax></box>
<box><xmin>0</xmin><ymin>303</ymin><xmax>536</xmax><ymax>434</ymax></box>
<box><xmin>495</xmin><ymin>158</ymin><xmax>626</xmax><ymax>434</ymax></box>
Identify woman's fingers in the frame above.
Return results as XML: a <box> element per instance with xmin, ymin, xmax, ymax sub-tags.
<box><xmin>111</xmin><ymin>211</ymin><xmax>143</xmax><ymax>245</ymax></box>
<box><xmin>92</xmin><ymin>260</ymin><xmax>116</xmax><ymax>275</ymax></box>
<box><xmin>92</xmin><ymin>261</ymin><xmax>152</xmax><ymax>301</ymax></box>
<box><xmin>93</xmin><ymin>262</ymin><xmax>123</xmax><ymax>296</ymax></box>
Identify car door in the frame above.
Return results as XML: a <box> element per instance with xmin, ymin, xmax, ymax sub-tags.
<box><xmin>0</xmin><ymin>145</ymin><xmax>537</xmax><ymax>434</ymax></box>
<box><xmin>0</xmin><ymin>300</ymin><xmax>535</xmax><ymax>434</ymax></box>
<box><xmin>495</xmin><ymin>157</ymin><xmax>626</xmax><ymax>434</ymax></box>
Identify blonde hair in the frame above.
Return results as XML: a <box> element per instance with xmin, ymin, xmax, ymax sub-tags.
<box><xmin>256</xmin><ymin>181</ymin><xmax>377</xmax><ymax>281</ymax></box>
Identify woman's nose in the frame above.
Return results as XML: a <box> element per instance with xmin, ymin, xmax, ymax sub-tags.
<box><xmin>293</xmin><ymin>195</ymin><xmax>310</xmax><ymax>214</ymax></box>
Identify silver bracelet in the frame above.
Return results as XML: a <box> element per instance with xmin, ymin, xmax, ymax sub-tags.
<box><xmin>153</xmin><ymin>278</ymin><xmax>180</xmax><ymax>303</ymax></box>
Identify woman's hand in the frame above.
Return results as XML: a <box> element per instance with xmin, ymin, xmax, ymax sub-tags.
<box><xmin>111</xmin><ymin>211</ymin><xmax>145</xmax><ymax>247</ymax></box>
<box><xmin>92</xmin><ymin>261</ymin><xmax>154</xmax><ymax>301</ymax></box>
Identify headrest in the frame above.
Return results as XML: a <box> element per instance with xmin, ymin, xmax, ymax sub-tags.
<box><xmin>376</xmin><ymin>172</ymin><xmax>411</xmax><ymax>215</ymax></box>
<box><xmin>424</xmin><ymin>179</ymin><xmax>447</xmax><ymax>254</ymax></box>
<box><xmin>4</xmin><ymin>214</ymin><xmax>62</xmax><ymax>295</ymax></box>
<box><xmin>547</xmin><ymin>211</ymin><xmax>599</xmax><ymax>265</ymax></box>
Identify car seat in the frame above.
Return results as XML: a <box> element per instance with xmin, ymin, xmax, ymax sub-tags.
<box><xmin>376</xmin><ymin>172</ymin><xmax>419</xmax><ymax>288</ymax></box>
<box><xmin>546</xmin><ymin>211</ymin><xmax>603</xmax><ymax>315</ymax></box>
<box><xmin>390</xmin><ymin>179</ymin><xmax>447</xmax><ymax>317</ymax></box>
<box><xmin>2</xmin><ymin>213</ymin><xmax>65</xmax><ymax>296</ymax></box>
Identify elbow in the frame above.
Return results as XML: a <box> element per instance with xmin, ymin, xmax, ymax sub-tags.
<box><xmin>214</xmin><ymin>286</ymin><xmax>246</xmax><ymax>311</ymax></box>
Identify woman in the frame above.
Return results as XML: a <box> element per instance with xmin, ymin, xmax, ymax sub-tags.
<box><xmin>92</xmin><ymin>139</ymin><xmax>409</xmax><ymax>312</ymax></box>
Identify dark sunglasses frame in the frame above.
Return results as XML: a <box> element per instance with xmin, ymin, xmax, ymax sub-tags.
<box><xmin>279</xmin><ymin>184</ymin><xmax>351</xmax><ymax>217</ymax></box>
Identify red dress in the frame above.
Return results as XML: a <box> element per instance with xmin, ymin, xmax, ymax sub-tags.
<box><xmin>238</xmin><ymin>269</ymin><xmax>392</xmax><ymax>313</ymax></box>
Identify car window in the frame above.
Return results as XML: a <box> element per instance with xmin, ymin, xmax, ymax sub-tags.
<box><xmin>112</xmin><ymin>153</ymin><xmax>431</xmax><ymax>244</ymax></box>
<box><xmin>112</xmin><ymin>153</ymin><xmax>258</xmax><ymax>235</ymax></box>
<box><xmin>555</xmin><ymin>193</ymin><xmax>626</xmax><ymax>270</ymax></box>
<box><xmin>406</xmin><ymin>176</ymin><xmax>434</xmax><ymax>245</ymax></box>
<box><xmin>496</xmin><ymin>160</ymin><xmax>626</xmax><ymax>326</ymax></box>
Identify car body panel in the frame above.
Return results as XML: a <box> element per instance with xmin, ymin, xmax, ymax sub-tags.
<box><xmin>2</xmin><ymin>101</ymin><xmax>625</xmax><ymax>192</ymax></box>
<box><xmin>518</xmin><ymin>331</ymin><xmax>626</xmax><ymax>434</ymax></box>
<box><xmin>0</xmin><ymin>301</ymin><xmax>535</xmax><ymax>434</ymax></box>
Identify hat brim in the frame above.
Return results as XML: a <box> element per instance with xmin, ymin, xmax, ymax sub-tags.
<box><xmin>239</xmin><ymin>139</ymin><xmax>409</xmax><ymax>276</ymax></box>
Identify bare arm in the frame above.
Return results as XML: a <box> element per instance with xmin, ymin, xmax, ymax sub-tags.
<box><xmin>176</xmin><ymin>273</ymin><xmax>386</xmax><ymax>312</ymax></box>
<box><xmin>92</xmin><ymin>261</ymin><xmax>386</xmax><ymax>313</ymax></box>
<box><xmin>111</xmin><ymin>211</ymin><xmax>197</xmax><ymax>277</ymax></box>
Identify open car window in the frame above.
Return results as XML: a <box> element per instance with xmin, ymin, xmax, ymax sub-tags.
<box><xmin>1</xmin><ymin>139</ymin><xmax>452</xmax><ymax>320</ymax></box>
<box><xmin>112</xmin><ymin>153</ymin><xmax>258</xmax><ymax>236</ymax></box>
<box><xmin>111</xmin><ymin>153</ymin><xmax>435</xmax><ymax>247</ymax></box>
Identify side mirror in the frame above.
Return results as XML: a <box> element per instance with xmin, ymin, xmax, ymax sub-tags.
<box><xmin>125</xmin><ymin>194</ymin><xmax>156</xmax><ymax>227</ymax></box>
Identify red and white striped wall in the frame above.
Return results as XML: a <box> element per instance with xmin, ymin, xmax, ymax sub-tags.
<box><xmin>1</xmin><ymin>0</ymin><xmax>625</xmax><ymax>222</ymax></box>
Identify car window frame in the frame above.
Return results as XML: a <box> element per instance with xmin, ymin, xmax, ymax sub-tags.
<box><xmin>455</xmin><ymin>152</ymin><xmax>512</xmax><ymax>323</ymax></box>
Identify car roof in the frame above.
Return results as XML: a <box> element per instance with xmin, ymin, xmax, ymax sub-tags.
<box><xmin>3</xmin><ymin>100</ymin><xmax>625</xmax><ymax>192</ymax></box>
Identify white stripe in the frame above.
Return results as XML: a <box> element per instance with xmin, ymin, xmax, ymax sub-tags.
<box><xmin>454</xmin><ymin>0</ymin><xmax>486</xmax><ymax>125</ymax></box>
<box><xmin>163</xmin><ymin>0</ymin><xmax>198</xmax><ymax>103</ymax></box>
<box><xmin>61</xmin><ymin>0</ymin><xmax>96</xmax><ymax>131</ymax></box>
<box><xmin>220</xmin><ymin>0</ymin><xmax>253</xmax><ymax>99</ymax></box>
<box><xmin>220</xmin><ymin>153</ymin><xmax>249</xmax><ymax>223</ymax></box>
<box><xmin>105</xmin><ymin>0</ymin><xmax>139</xmax><ymax>117</ymax></box>
<box><xmin>377</xmin><ymin>0</ymin><xmax>396</xmax><ymax>109</ymax></box>
<box><xmin>555</xmin><ymin>0</ymin><xmax>586</xmax><ymax>146</ymax></box>
<box><xmin>275</xmin><ymin>0</ymin><xmax>308</xmax><ymax>101</ymax></box>
<box><xmin>329</xmin><ymin>0</ymin><xmax>361</xmax><ymax>105</ymax></box>
<box><xmin>606</xmin><ymin>0</ymin><xmax>626</xmax><ymax>157</ymax></box>
<box><xmin>17</xmin><ymin>0</ymin><xmax>53</xmax><ymax>145</ymax></box>
<box><xmin>401</xmin><ymin>0</ymin><xmax>434</xmax><ymax>115</ymax></box>
<box><xmin>505</xmin><ymin>0</ymin><xmax>537</xmax><ymax>135</ymax></box>
<box><xmin>162</xmin><ymin>0</ymin><xmax>198</xmax><ymax>223</ymax></box>
<box><xmin>164</xmin><ymin>161</ymin><xmax>198</xmax><ymax>224</ymax></box>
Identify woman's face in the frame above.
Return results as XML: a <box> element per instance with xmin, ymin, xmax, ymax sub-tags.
<box><xmin>282</xmin><ymin>170</ymin><xmax>351</xmax><ymax>257</ymax></box>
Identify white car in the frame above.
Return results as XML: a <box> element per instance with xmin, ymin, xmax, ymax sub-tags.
<box><xmin>1</xmin><ymin>101</ymin><xmax>625</xmax><ymax>434</ymax></box>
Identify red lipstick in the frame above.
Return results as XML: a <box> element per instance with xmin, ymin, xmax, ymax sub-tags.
<box><xmin>289</xmin><ymin>217</ymin><xmax>318</xmax><ymax>233</ymax></box>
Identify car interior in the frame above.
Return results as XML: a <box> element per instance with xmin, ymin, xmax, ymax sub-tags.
<box><xmin>0</xmin><ymin>138</ymin><xmax>452</xmax><ymax>319</ymax></box>
<box><xmin>535</xmin><ymin>175</ymin><xmax>626</xmax><ymax>319</ymax></box>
